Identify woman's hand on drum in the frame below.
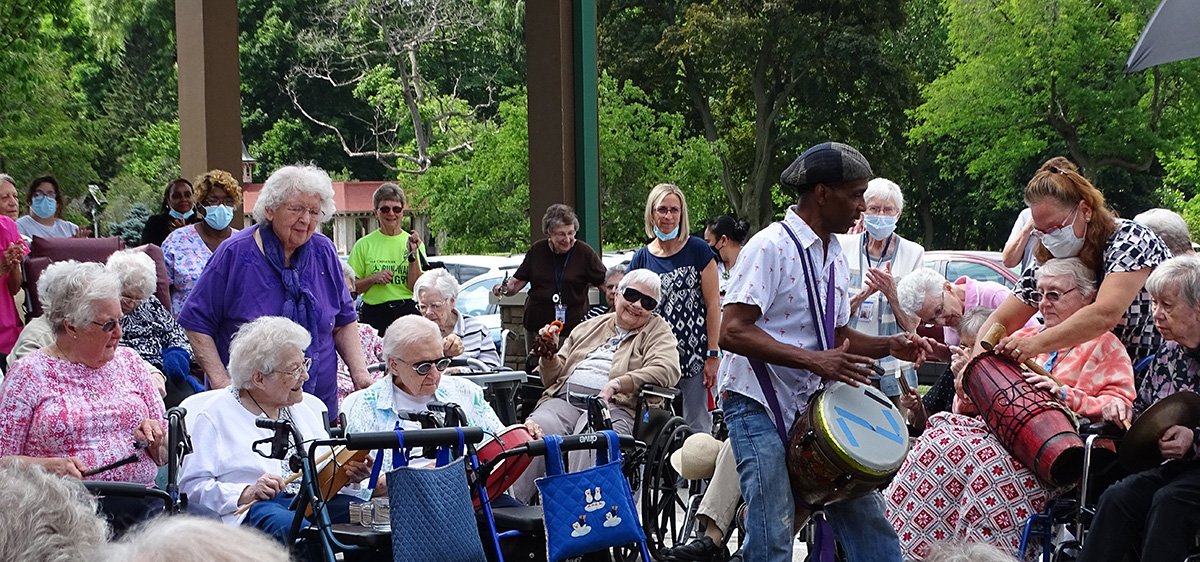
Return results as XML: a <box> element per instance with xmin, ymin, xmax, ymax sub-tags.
<box><xmin>344</xmin><ymin>457</ymin><xmax>374</xmax><ymax>484</ymax></box>
<box><xmin>239</xmin><ymin>473</ymin><xmax>286</xmax><ymax>505</ymax></box>
<box><xmin>993</xmin><ymin>333</ymin><xmax>1046</xmax><ymax>365</ymax></box>
<box><xmin>1159</xmin><ymin>425</ymin><xmax>1195</xmax><ymax>459</ymax></box>
<box><xmin>524</xmin><ymin>419</ymin><xmax>545</xmax><ymax>439</ymax></box>
<box><xmin>443</xmin><ymin>334</ymin><xmax>464</xmax><ymax>357</ymax></box>
<box><xmin>886</xmin><ymin>332</ymin><xmax>934</xmax><ymax>367</ymax></box>
<box><xmin>1023</xmin><ymin>372</ymin><xmax>1062</xmax><ymax>400</ymax></box>
<box><xmin>809</xmin><ymin>340</ymin><xmax>876</xmax><ymax>386</ymax></box>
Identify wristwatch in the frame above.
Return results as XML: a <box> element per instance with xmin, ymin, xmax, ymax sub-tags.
<box><xmin>705</xmin><ymin>349</ymin><xmax>721</xmax><ymax>359</ymax></box>
<box><xmin>407</xmin><ymin>252</ymin><xmax>417</xmax><ymax>263</ymax></box>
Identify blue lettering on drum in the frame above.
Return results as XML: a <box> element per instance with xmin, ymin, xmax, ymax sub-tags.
<box><xmin>831</xmin><ymin>407</ymin><xmax>904</xmax><ymax>447</ymax></box>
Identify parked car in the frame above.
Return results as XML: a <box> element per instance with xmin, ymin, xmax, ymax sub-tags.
<box><xmin>923</xmin><ymin>250</ymin><xmax>1020</xmax><ymax>288</ymax></box>
<box><xmin>427</xmin><ymin>254</ymin><xmax>523</xmax><ymax>285</ymax></box>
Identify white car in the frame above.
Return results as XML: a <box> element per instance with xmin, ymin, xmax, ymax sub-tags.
<box><xmin>427</xmin><ymin>255</ymin><xmax>523</xmax><ymax>358</ymax></box>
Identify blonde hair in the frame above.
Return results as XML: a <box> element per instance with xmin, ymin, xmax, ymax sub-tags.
<box><xmin>192</xmin><ymin>169</ymin><xmax>243</xmax><ymax>206</ymax></box>
<box><xmin>643</xmin><ymin>183</ymin><xmax>690</xmax><ymax>240</ymax></box>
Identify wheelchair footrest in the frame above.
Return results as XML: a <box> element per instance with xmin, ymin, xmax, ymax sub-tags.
<box><xmin>328</xmin><ymin>523</ymin><xmax>392</xmax><ymax>548</ymax></box>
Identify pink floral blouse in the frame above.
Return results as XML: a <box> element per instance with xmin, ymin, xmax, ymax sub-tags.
<box><xmin>162</xmin><ymin>224</ymin><xmax>237</xmax><ymax>316</ymax></box>
<box><xmin>0</xmin><ymin>347</ymin><xmax>164</xmax><ymax>485</ymax></box>
<box><xmin>337</xmin><ymin>323</ymin><xmax>386</xmax><ymax>405</ymax></box>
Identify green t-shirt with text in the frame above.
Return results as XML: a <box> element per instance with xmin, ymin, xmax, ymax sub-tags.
<box><xmin>348</xmin><ymin>229</ymin><xmax>425</xmax><ymax>305</ymax></box>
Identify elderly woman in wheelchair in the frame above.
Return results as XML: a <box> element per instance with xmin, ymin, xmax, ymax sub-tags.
<box><xmin>886</xmin><ymin>258</ymin><xmax>1135</xmax><ymax>560</ymax></box>
<box><xmin>510</xmin><ymin>268</ymin><xmax>682</xmax><ymax>504</ymax></box>
<box><xmin>0</xmin><ymin>261</ymin><xmax>167</xmax><ymax>532</ymax></box>
<box><xmin>178</xmin><ymin>316</ymin><xmax>373</xmax><ymax>543</ymax></box>
<box><xmin>1078</xmin><ymin>255</ymin><xmax>1200</xmax><ymax>562</ymax></box>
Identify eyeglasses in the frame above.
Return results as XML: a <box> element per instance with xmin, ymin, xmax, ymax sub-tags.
<box><xmin>202</xmin><ymin>197</ymin><xmax>235</xmax><ymax>207</ymax></box>
<box><xmin>91</xmin><ymin>318</ymin><xmax>121</xmax><ymax>333</ymax></box>
<box><xmin>284</xmin><ymin>204</ymin><xmax>322</xmax><ymax>218</ymax></box>
<box><xmin>272</xmin><ymin>357</ymin><xmax>311</xmax><ymax>380</ymax></box>
<box><xmin>865</xmin><ymin>205</ymin><xmax>899</xmax><ymax>215</ymax></box>
<box><xmin>417</xmin><ymin>300</ymin><xmax>448</xmax><ymax>313</ymax></box>
<box><xmin>120</xmin><ymin>295</ymin><xmax>145</xmax><ymax>309</ymax></box>
<box><xmin>1031</xmin><ymin>287</ymin><xmax>1078</xmax><ymax>304</ymax></box>
<box><xmin>34</xmin><ymin>191</ymin><xmax>56</xmax><ymax>198</ymax></box>
<box><xmin>377</xmin><ymin>205</ymin><xmax>404</xmax><ymax>215</ymax></box>
<box><xmin>397</xmin><ymin>356</ymin><xmax>452</xmax><ymax>375</ymax></box>
<box><xmin>654</xmin><ymin>206</ymin><xmax>681</xmax><ymax>216</ymax></box>
<box><xmin>1032</xmin><ymin>205</ymin><xmax>1079</xmax><ymax>238</ymax></box>
<box><xmin>923</xmin><ymin>290</ymin><xmax>954</xmax><ymax>325</ymax></box>
<box><xmin>622</xmin><ymin>287</ymin><xmax>658</xmax><ymax>311</ymax></box>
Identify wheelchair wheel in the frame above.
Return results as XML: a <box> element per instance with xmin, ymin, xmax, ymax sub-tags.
<box><xmin>639</xmin><ymin>416</ymin><xmax>694</xmax><ymax>557</ymax></box>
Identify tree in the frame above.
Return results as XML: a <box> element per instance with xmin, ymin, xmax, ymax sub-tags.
<box><xmin>599</xmin><ymin>0</ymin><xmax>910</xmax><ymax>232</ymax></box>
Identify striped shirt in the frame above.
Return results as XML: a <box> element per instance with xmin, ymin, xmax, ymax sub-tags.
<box><xmin>454</xmin><ymin>311</ymin><xmax>500</xmax><ymax>368</ymax></box>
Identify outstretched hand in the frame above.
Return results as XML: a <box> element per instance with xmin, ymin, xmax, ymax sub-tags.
<box><xmin>808</xmin><ymin>339</ymin><xmax>875</xmax><ymax>387</ymax></box>
<box><xmin>887</xmin><ymin>332</ymin><xmax>933</xmax><ymax>367</ymax></box>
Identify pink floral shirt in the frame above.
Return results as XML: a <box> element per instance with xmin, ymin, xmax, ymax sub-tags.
<box><xmin>162</xmin><ymin>224</ymin><xmax>237</xmax><ymax>316</ymax></box>
<box><xmin>0</xmin><ymin>348</ymin><xmax>164</xmax><ymax>485</ymax></box>
<box><xmin>1011</xmin><ymin>325</ymin><xmax>1136</xmax><ymax>420</ymax></box>
<box><xmin>337</xmin><ymin>323</ymin><xmax>386</xmax><ymax>405</ymax></box>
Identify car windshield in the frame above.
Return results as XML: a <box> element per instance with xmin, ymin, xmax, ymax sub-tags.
<box><xmin>458</xmin><ymin>276</ymin><xmax>501</xmax><ymax>317</ymax></box>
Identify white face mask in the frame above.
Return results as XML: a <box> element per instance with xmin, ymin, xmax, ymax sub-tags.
<box><xmin>863</xmin><ymin>214</ymin><xmax>897</xmax><ymax>240</ymax></box>
<box><xmin>1037</xmin><ymin>211</ymin><xmax>1085</xmax><ymax>258</ymax></box>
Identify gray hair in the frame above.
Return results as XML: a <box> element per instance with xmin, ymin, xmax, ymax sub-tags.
<box><xmin>1146</xmin><ymin>254</ymin><xmax>1200</xmax><ymax>308</ymax></box>
<box><xmin>865</xmin><ymin>177</ymin><xmax>904</xmax><ymax>212</ymax></box>
<box><xmin>227</xmin><ymin>316</ymin><xmax>312</xmax><ymax>389</ymax></box>
<box><xmin>341</xmin><ymin>260</ymin><xmax>356</xmax><ymax>287</ymax></box>
<box><xmin>922</xmin><ymin>541</ymin><xmax>1019</xmax><ymax>562</ymax></box>
<box><xmin>372</xmin><ymin>183</ymin><xmax>407</xmax><ymax>209</ymax></box>
<box><xmin>251</xmin><ymin>164</ymin><xmax>336</xmax><ymax>224</ymax></box>
<box><xmin>541</xmin><ymin>204</ymin><xmax>580</xmax><ymax>236</ymax></box>
<box><xmin>382</xmin><ymin>315</ymin><xmax>442</xmax><ymax>360</ymax></box>
<box><xmin>40</xmin><ymin>261</ymin><xmax>121</xmax><ymax>334</ymax></box>
<box><xmin>103</xmin><ymin>516</ymin><xmax>288</xmax><ymax>562</ymax></box>
<box><xmin>897</xmin><ymin>268</ymin><xmax>946</xmax><ymax>317</ymax></box>
<box><xmin>1134</xmin><ymin>208</ymin><xmax>1194</xmax><ymax>257</ymax></box>
<box><xmin>959</xmin><ymin>306</ymin><xmax>995</xmax><ymax>344</ymax></box>
<box><xmin>619</xmin><ymin>268</ymin><xmax>662</xmax><ymax>301</ymax></box>
<box><xmin>1035</xmin><ymin>257</ymin><xmax>1097</xmax><ymax>299</ymax></box>
<box><xmin>604</xmin><ymin>265</ymin><xmax>625</xmax><ymax>283</ymax></box>
<box><xmin>413</xmin><ymin>268</ymin><xmax>460</xmax><ymax>303</ymax></box>
<box><xmin>0</xmin><ymin>174</ymin><xmax>14</xmax><ymax>189</ymax></box>
<box><xmin>0</xmin><ymin>458</ymin><xmax>109</xmax><ymax>561</ymax></box>
<box><xmin>106</xmin><ymin>249</ymin><xmax>157</xmax><ymax>300</ymax></box>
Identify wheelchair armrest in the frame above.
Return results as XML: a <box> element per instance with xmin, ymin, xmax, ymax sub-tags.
<box><xmin>1080</xmin><ymin>421</ymin><xmax>1125</xmax><ymax>439</ymax></box>
<box><xmin>84</xmin><ymin>482</ymin><xmax>174</xmax><ymax>511</ymax></box>
<box><xmin>639</xmin><ymin>383</ymin><xmax>680</xmax><ymax>401</ymax></box>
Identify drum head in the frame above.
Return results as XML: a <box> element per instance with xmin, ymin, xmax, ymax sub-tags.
<box><xmin>814</xmin><ymin>382</ymin><xmax>910</xmax><ymax>477</ymax></box>
<box><xmin>473</xmin><ymin>425</ymin><xmax>534</xmax><ymax>508</ymax></box>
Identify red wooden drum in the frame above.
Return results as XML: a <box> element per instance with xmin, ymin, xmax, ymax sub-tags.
<box><xmin>786</xmin><ymin>382</ymin><xmax>910</xmax><ymax>507</ymax></box>
<box><xmin>963</xmin><ymin>352</ymin><xmax>1084</xmax><ymax>487</ymax></box>
<box><xmin>472</xmin><ymin>425</ymin><xmax>534</xmax><ymax>508</ymax></box>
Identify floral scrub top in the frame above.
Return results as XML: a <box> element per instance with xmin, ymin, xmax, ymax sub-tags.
<box><xmin>162</xmin><ymin>224</ymin><xmax>238</xmax><ymax>316</ymax></box>
<box><xmin>337</xmin><ymin>323</ymin><xmax>386</xmax><ymax>405</ymax></box>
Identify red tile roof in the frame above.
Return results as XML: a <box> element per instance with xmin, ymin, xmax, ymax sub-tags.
<box><xmin>241</xmin><ymin>181</ymin><xmax>391</xmax><ymax>214</ymax></box>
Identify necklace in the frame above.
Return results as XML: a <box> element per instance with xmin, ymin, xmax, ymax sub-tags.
<box><xmin>244</xmin><ymin>389</ymin><xmax>285</xmax><ymax>420</ymax></box>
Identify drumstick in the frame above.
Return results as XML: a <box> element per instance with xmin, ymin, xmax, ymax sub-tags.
<box><xmin>978</xmin><ymin>323</ymin><xmax>1065</xmax><ymax>387</ymax></box>
<box><xmin>232</xmin><ymin>448</ymin><xmax>336</xmax><ymax>516</ymax></box>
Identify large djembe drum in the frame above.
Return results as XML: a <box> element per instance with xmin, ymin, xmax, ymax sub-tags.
<box><xmin>963</xmin><ymin>352</ymin><xmax>1084</xmax><ymax>486</ymax></box>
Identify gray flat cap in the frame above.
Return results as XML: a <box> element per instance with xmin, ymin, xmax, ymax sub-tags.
<box><xmin>780</xmin><ymin>142</ymin><xmax>873</xmax><ymax>192</ymax></box>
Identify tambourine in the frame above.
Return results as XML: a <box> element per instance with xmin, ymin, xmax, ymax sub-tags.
<box><xmin>472</xmin><ymin>425</ymin><xmax>534</xmax><ymax>508</ymax></box>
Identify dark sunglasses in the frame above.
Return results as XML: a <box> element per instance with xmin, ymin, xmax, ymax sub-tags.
<box><xmin>398</xmin><ymin>356</ymin><xmax>452</xmax><ymax>375</ymax></box>
<box><xmin>92</xmin><ymin>318</ymin><xmax>120</xmax><ymax>333</ymax></box>
<box><xmin>377</xmin><ymin>205</ymin><xmax>404</xmax><ymax>215</ymax></box>
<box><xmin>622</xmin><ymin>287</ymin><xmax>658</xmax><ymax>311</ymax></box>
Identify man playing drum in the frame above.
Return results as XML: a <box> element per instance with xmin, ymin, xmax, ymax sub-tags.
<box><xmin>717</xmin><ymin>142</ymin><xmax>935</xmax><ymax>562</ymax></box>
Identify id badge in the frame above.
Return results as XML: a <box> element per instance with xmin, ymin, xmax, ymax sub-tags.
<box><xmin>858</xmin><ymin>299</ymin><xmax>875</xmax><ymax>321</ymax></box>
<box><xmin>554</xmin><ymin>303</ymin><xmax>567</xmax><ymax>323</ymax></box>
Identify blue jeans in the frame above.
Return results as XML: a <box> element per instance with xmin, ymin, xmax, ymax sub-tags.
<box><xmin>724</xmin><ymin>392</ymin><xmax>901</xmax><ymax>562</ymax></box>
<box><xmin>244</xmin><ymin>493</ymin><xmax>359</xmax><ymax>543</ymax></box>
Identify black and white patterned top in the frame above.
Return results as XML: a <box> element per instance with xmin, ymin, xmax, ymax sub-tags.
<box><xmin>629</xmin><ymin>236</ymin><xmax>716</xmax><ymax>379</ymax></box>
<box><xmin>119</xmin><ymin>298</ymin><xmax>192</xmax><ymax>368</ymax></box>
<box><xmin>1015</xmin><ymin>219</ymin><xmax>1169</xmax><ymax>363</ymax></box>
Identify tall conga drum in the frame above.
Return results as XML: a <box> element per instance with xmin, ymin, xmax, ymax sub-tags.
<box><xmin>963</xmin><ymin>352</ymin><xmax>1084</xmax><ymax>486</ymax></box>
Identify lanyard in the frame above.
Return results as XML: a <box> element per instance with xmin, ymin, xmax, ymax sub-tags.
<box><xmin>860</xmin><ymin>234</ymin><xmax>894</xmax><ymax>273</ymax></box>
<box><xmin>553</xmin><ymin>247</ymin><xmax>573</xmax><ymax>302</ymax></box>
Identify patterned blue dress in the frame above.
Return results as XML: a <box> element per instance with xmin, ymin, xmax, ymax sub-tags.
<box><xmin>628</xmin><ymin>236</ymin><xmax>715</xmax><ymax>379</ymax></box>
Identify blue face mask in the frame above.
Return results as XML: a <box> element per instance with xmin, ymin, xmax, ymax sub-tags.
<box><xmin>863</xmin><ymin>214</ymin><xmax>897</xmax><ymax>240</ymax></box>
<box><xmin>31</xmin><ymin>195</ymin><xmax>56</xmax><ymax>219</ymax></box>
<box><xmin>653</xmin><ymin>225</ymin><xmax>680</xmax><ymax>242</ymax></box>
<box><xmin>168</xmin><ymin>208</ymin><xmax>194</xmax><ymax>220</ymax></box>
<box><xmin>203</xmin><ymin>205</ymin><xmax>234</xmax><ymax>230</ymax></box>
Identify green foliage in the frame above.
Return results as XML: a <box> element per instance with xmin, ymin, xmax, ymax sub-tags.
<box><xmin>108</xmin><ymin>202</ymin><xmax>152</xmax><ymax>245</ymax></box>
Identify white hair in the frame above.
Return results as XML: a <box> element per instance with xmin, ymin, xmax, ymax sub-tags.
<box><xmin>959</xmin><ymin>306</ymin><xmax>994</xmax><ymax>344</ymax></box>
<box><xmin>39</xmin><ymin>260</ymin><xmax>121</xmax><ymax>333</ymax></box>
<box><xmin>382</xmin><ymin>315</ymin><xmax>442</xmax><ymax>360</ymax></box>
<box><xmin>897</xmin><ymin>267</ymin><xmax>946</xmax><ymax>317</ymax></box>
<box><xmin>1147</xmin><ymin>254</ymin><xmax>1200</xmax><ymax>308</ymax></box>
<box><xmin>0</xmin><ymin>174</ymin><xmax>14</xmax><ymax>189</ymax></box>
<box><xmin>619</xmin><ymin>268</ymin><xmax>662</xmax><ymax>301</ymax></box>
<box><xmin>106</xmin><ymin>249</ymin><xmax>157</xmax><ymax>300</ymax></box>
<box><xmin>0</xmin><ymin>458</ymin><xmax>109</xmax><ymax>561</ymax></box>
<box><xmin>413</xmin><ymin>268</ymin><xmax>460</xmax><ymax>303</ymax></box>
<box><xmin>340</xmin><ymin>260</ymin><xmax>356</xmax><ymax>287</ymax></box>
<box><xmin>923</xmin><ymin>541</ymin><xmax>1019</xmax><ymax>562</ymax></box>
<box><xmin>102</xmin><ymin>516</ymin><xmax>288</xmax><ymax>562</ymax></box>
<box><xmin>865</xmin><ymin>177</ymin><xmax>904</xmax><ymax>212</ymax></box>
<box><xmin>227</xmin><ymin>316</ymin><xmax>312</xmax><ymax>389</ymax></box>
<box><xmin>251</xmin><ymin>164</ymin><xmax>336</xmax><ymax>224</ymax></box>
<box><xmin>1035</xmin><ymin>257</ymin><xmax>1097</xmax><ymax>299</ymax></box>
<box><xmin>1135</xmin><ymin>208</ymin><xmax>1194</xmax><ymax>257</ymax></box>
